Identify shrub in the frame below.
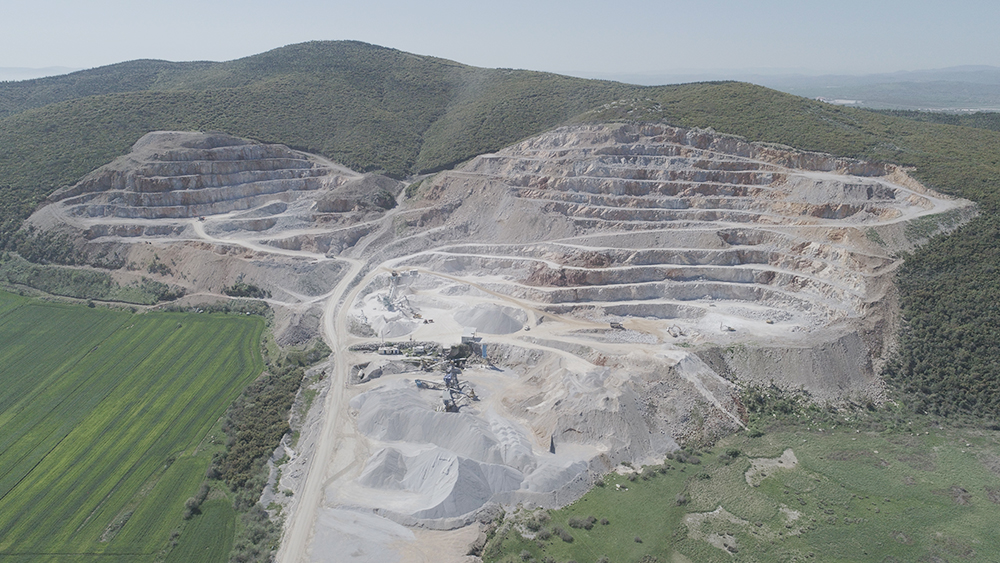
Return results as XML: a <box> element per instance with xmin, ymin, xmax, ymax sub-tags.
<box><xmin>182</xmin><ymin>496</ymin><xmax>200</xmax><ymax>519</ymax></box>
<box><xmin>536</xmin><ymin>527</ymin><xmax>551</xmax><ymax>540</ymax></box>
<box><xmin>568</xmin><ymin>516</ymin><xmax>596</xmax><ymax>530</ymax></box>
<box><xmin>554</xmin><ymin>526</ymin><xmax>573</xmax><ymax>542</ymax></box>
<box><xmin>676</xmin><ymin>493</ymin><xmax>689</xmax><ymax>506</ymax></box>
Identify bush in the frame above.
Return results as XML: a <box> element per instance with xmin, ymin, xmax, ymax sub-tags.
<box><xmin>536</xmin><ymin>527</ymin><xmax>551</xmax><ymax>541</ymax></box>
<box><xmin>554</xmin><ymin>526</ymin><xmax>573</xmax><ymax>543</ymax></box>
<box><xmin>182</xmin><ymin>496</ymin><xmax>200</xmax><ymax>519</ymax></box>
<box><xmin>568</xmin><ymin>516</ymin><xmax>596</xmax><ymax>530</ymax></box>
<box><xmin>223</xmin><ymin>274</ymin><xmax>271</xmax><ymax>299</ymax></box>
<box><xmin>676</xmin><ymin>493</ymin><xmax>689</xmax><ymax>506</ymax></box>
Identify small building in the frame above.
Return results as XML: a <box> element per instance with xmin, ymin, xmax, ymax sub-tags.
<box><xmin>461</xmin><ymin>328</ymin><xmax>480</xmax><ymax>344</ymax></box>
<box><xmin>378</xmin><ymin>346</ymin><xmax>401</xmax><ymax>355</ymax></box>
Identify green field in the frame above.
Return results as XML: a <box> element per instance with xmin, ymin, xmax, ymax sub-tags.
<box><xmin>0</xmin><ymin>290</ymin><xmax>263</xmax><ymax>562</ymax></box>
<box><xmin>164</xmin><ymin>499</ymin><xmax>236</xmax><ymax>563</ymax></box>
<box><xmin>485</xmin><ymin>416</ymin><xmax>1000</xmax><ymax>563</ymax></box>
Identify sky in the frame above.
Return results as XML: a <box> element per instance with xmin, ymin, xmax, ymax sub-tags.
<box><xmin>2</xmin><ymin>0</ymin><xmax>998</xmax><ymax>79</ymax></box>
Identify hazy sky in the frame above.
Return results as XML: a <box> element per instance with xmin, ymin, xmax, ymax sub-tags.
<box><xmin>2</xmin><ymin>0</ymin><xmax>998</xmax><ymax>77</ymax></box>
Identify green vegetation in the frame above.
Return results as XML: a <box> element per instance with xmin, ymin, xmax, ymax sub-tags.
<box><xmin>164</xmin><ymin>499</ymin><xmax>236</xmax><ymax>563</ymax></box>
<box><xmin>285</xmin><ymin>338</ymin><xmax>332</xmax><ymax>367</ymax></box>
<box><xmin>0</xmin><ymin>252</ymin><xmax>184</xmax><ymax>304</ymax></box>
<box><xmin>875</xmin><ymin>109</ymin><xmax>1000</xmax><ymax>133</ymax></box>
<box><xmin>203</xmin><ymin>343</ymin><xmax>330</xmax><ymax>562</ymax></box>
<box><xmin>0</xmin><ymin>290</ymin><xmax>263</xmax><ymax>562</ymax></box>
<box><xmin>213</xmin><ymin>363</ymin><xmax>304</xmax><ymax>495</ymax></box>
<box><xmin>223</xmin><ymin>274</ymin><xmax>271</xmax><ymax>299</ymax></box>
<box><xmin>485</xmin><ymin>388</ymin><xmax>1000</xmax><ymax>562</ymax></box>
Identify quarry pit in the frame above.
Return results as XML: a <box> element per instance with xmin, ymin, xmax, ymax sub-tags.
<box><xmin>28</xmin><ymin>123</ymin><xmax>972</xmax><ymax>562</ymax></box>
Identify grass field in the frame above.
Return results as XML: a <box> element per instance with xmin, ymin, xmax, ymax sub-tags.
<box><xmin>0</xmin><ymin>290</ymin><xmax>263</xmax><ymax>562</ymax></box>
<box><xmin>485</xmin><ymin>416</ymin><xmax>1000</xmax><ymax>563</ymax></box>
<box><xmin>164</xmin><ymin>499</ymin><xmax>236</xmax><ymax>563</ymax></box>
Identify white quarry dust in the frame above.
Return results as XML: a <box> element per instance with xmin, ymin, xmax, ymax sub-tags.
<box><xmin>683</xmin><ymin>506</ymin><xmax>749</xmax><ymax>555</ymax></box>
<box><xmin>454</xmin><ymin>303</ymin><xmax>527</xmax><ymax>334</ymax></box>
<box><xmin>25</xmin><ymin>125</ymin><xmax>975</xmax><ymax>563</ymax></box>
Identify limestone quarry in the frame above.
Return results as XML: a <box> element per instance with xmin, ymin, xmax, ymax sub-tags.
<box><xmin>27</xmin><ymin>123</ymin><xmax>973</xmax><ymax>562</ymax></box>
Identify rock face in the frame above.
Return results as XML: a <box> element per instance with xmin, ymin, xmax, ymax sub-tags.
<box><xmin>26</xmin><ymin>124</ymin><xmax>972</xmax><ymax>530</ymax></box>
<box><xmin>47</xmin><ymin>132</ymin><xmax>345</xmax><ymax>218</ymax></box>
<box><xmin>365</xmin><ymin>123</ymin><xmax>969</xmax><ymax>401</ymax></box>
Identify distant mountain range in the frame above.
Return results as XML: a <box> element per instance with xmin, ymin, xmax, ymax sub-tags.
<box><xmin>7</xmin><ymin>59</ymin><xmax>998</xmax><ymax>111</ymax></box>
<box><xmin>570</xmin><ymin>66</ymin><xmax>1000</xmax><ymax>111</ymax></box>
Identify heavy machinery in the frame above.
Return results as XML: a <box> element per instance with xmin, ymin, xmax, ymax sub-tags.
<box><xmin>414</xmin><ymin>363</ymin><xmax>478</xmax><ymax>411</ymax></box>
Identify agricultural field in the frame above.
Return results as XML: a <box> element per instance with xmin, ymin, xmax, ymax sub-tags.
<box><xmin>0</xmin><ymin>290</ymin><xmax>263</xmax><ymax>562</ymax></box>
<box><xmin>485</xmin><ymin>411</ymin><xmax>1000</xmax><ymax>563</ymax></box>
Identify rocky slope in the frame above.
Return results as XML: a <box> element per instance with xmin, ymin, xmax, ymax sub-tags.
<box><xmin>24</xmin><ymin>124</ymin><xmax>972</xmax><ymax>555</ymax></box>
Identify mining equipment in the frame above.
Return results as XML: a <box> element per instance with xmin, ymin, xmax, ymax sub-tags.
<box><xmin>413</xmin><ymin>361</ymin><xmax>478</xmax><ymax>411</ymax></box>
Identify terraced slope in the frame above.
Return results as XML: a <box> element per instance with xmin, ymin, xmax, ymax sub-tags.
<box><xmin>25</xmin><ymin>125</ymin><xmax>970</xmax><ymax>561</ymax></box>
<box><xmin>389</xmin><ymin>123</ymin><xmax>969</xmax><ymax>395</ymax></box>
